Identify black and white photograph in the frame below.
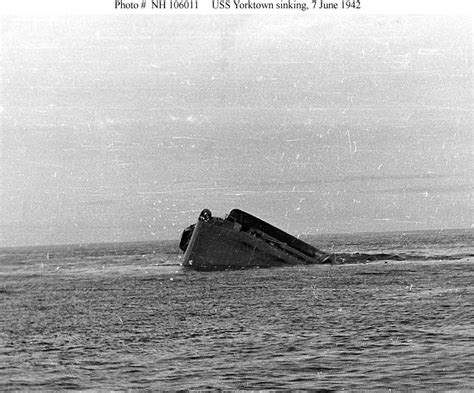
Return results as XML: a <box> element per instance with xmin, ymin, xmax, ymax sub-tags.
<box><xmin>1</xmin><ymin>1</ymin><xmax>473</xmax><ymax>390</ymax></box>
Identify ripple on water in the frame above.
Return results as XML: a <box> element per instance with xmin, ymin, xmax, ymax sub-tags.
<box><xmin>1</xmin><ymin>235</ymin><xmax>473</xmax><ymax>389</ymax></box>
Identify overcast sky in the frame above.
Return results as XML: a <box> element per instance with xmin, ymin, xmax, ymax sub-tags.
<box><xmin>1</xmin><ymin>15</ymin><xmax>472</xmax><ymax>247</ymax></box>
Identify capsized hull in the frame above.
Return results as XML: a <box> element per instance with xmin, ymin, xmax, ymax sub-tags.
<box><xmin>181</xmin><ymin>209</ymin><xmax>330</xmax><ymax>270</ymax></box>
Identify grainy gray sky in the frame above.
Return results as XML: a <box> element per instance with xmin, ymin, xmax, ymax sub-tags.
<box><xmin>1</xmin><ymin>15</ymin><xmax>472</xmax><ymax>247</ymax></box>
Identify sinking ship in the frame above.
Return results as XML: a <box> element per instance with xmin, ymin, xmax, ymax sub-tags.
<box><xmin>179</xmin><ymin>209</ymin><xmax>332</xmax><ymax>270</ymax></box>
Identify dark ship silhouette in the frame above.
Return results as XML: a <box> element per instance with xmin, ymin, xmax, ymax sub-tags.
<box><xmin>180</xmin><ymin>209</ymin><xmax>332</xmax><ymax>270</ymax></box>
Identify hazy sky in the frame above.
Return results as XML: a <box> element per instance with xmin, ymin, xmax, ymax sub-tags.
<box><xmin>1</xmin><ymin>15</ymin><xmax>472</xmax><ymax>247</ymax></box>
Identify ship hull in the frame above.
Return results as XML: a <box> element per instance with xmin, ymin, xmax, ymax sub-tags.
<box><xmin>183</xmin><ymin>220</ymin><xmax>302</xmax><ymax>270</ymax></box>
<box><xmin>182</xmin><ymin>210</ymin><xmax>329</xmax><ymax>270</ymax></box>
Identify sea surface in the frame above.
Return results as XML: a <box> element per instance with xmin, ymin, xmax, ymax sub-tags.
<box><xmin>1</xmin><ymin>229</ymin><xmax>473</xmax><ymax>390</ymax></box>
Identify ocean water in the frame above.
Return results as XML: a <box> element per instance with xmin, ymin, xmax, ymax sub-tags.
<box><xmin>0</xmin><ymin>229</ymin><xmax>473</xmax><ymax>390</ymax></box>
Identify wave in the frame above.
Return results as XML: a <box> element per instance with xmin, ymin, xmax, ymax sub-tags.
<box><xmin>330</xmin><ymin>252</ymin><xmax>473</xmax><ymax>264</ymax></box>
